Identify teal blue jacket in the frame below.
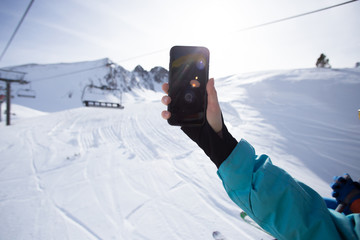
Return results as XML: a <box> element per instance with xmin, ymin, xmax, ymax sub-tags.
<box><xmin>217</xmin><ymin>139</ymin><xmax>360</xmax><ymax>240</ymax></box>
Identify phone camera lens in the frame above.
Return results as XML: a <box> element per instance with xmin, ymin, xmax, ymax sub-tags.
<box><xmin>184</xmin><ymin>92</ymin><xmax>194</xmax><ymax>103</ymax></box>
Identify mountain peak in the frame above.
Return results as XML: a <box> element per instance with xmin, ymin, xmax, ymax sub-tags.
<box><xmin>133</xmin><ymin>65</ymin><xmax>145</xmax><ymax>72</ymax></box>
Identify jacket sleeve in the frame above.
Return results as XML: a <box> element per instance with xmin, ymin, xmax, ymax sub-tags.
<box><xmin>217</xmin><ymin>139</ymin><xmax>359</xmax><ymax>240</ymax></box>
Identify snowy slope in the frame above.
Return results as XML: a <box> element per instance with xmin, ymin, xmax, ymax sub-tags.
<box><xmin>218</xmin><ymin>68</ymin><xmax>360</xmax><ymax>194</ymax></box>
<box><xmin>1</xmin><ymin>66</ymin><xmax>360</xmax><ymax>240</ymax></box>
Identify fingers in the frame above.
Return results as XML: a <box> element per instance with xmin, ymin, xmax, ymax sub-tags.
<box><xmin>161</xmin><ymin>79</ymin><xmax>222</xmax><ymax>126</ymax></box>
<box><xmin>206</xmin><ymin>78</ymin><xmax>219</xmax><ymax>109</ymax></box>
<box><xmin>162</xmin><ymin>83</ymin><xmax>169</xmax><ymax>94</ymax></box>
<box><xmin>161</xmin><ymin>95</ymin><xmax>171</xmax><ymax>105</ymax></box>
<box><xmin>161</xmin><ymin>83</ymin><xmax>171</xmax><ymax>120</ymax></box>
<box><xmin>331</xmin><ymin>174</ymin><xmax>355</xmax><ymax>203</ymax></box>
<box><xmin>161</xmin><ymin>83</ymin><xmax>171</xmax><ymax>106</ymax></box>
<box><xmin>206</xmin><ymin>78</ymin><xmax>216</xmax><ymax>96</ymax></box>
<box><xmin>333</xmin><ymin>174</ymin><xmax>351</xmax><ymax>186</ymax></box>
<box><xmin>161</xmin><ymin>110</ymin><xmax>171</xmax><ymax>120</ymax></box>
<box><xmin>206</xmin><ymin>78</ymin><xmax>222</xmax><ymax>133</ymax></box>
<box><xmin>161</xmin><ymin>97</ymin><xmax>171</xmax><ymax>120</ymax></box>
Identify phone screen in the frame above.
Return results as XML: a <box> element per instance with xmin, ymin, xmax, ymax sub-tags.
<box><xmin>167</xmin><ymin>46</ymin><xmax>209</xmax><ymax>126</ymax></box>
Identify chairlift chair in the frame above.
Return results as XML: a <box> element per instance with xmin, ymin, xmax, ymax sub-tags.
<box><xmin>17</xmin><ymin>88</ymin><xmax>36</xmax><ymax>98</ymax></box>
<box><xmin>81</xmin><ymin>84</ymin><xmax>124</xmax><ymax>109</ymax></box>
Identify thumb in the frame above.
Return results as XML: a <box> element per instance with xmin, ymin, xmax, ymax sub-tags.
<box><xmin>206</xmin><ymin>78</ymin><xmax>222</xmax><ymax>133</ymax></box>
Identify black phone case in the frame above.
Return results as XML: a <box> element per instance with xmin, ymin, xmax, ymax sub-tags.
<box><xmin>167</xmin><ymin>46</ymin><xmax>209</xmax><ymax>126</ymax></box>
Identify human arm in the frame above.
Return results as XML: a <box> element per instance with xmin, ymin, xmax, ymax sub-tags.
<box><xmin>161</xmin><ymin>78</ymin><xmax>359</xmax><ymax>240</ymax></box>
<box><xmin>217</xmin><ymin>139</ymin><xmax>347</xmax><ymax>239</ymax></box>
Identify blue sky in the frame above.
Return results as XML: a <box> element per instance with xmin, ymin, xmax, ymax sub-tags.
<box><xmin>0</xmin><ymin>0</ymin><xmax>359</xmax><ymax>77</ymax></box>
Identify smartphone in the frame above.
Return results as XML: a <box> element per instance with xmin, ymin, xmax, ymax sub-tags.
<box><xmin>167</xmin><ymin>46</ymin><xmax>209</xmax><ymax>126</ymax></box>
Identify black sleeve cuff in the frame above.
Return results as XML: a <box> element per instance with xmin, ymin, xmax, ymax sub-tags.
<box><xmin>181</xmin><ymin>118</ymin><xmax>238</xmax><ymax>168</ymax></box>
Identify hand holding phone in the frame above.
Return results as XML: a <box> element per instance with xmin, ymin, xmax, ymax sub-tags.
<box><xmin>167</xmin><ymin>46</ymin><xmax>210</xmax><ymax>126</ymax></box>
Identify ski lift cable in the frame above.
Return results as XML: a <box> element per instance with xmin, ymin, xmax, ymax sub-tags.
<box><xmin>29</xmin><ymin>64</ymin><xmax>108</xmax><ymax>82</ymax></box>
<box><xmin>0</xmin><ymin>68</ymin><xmax>27</xmax><ymax>75</ymax></box>
<box><xmin>237</xmin><ymin>0</ymin><xmax>359</xmax><ymax>32</ymax></box>
<box><xmin>116</xmin><ymin>48</ymin><xmax>168</xmax><ymax>64</ymax></box>
<box><xmin>116</xmin><ymin>0</ymin><xmax>359</xmax><ymax>63</ymax></box>
<box><xmin>0</xmin><ymin>0</ymin><xmax>35</xmax><ymax>62</ymax></box>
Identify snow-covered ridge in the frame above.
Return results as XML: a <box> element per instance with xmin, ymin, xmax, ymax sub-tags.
<box><xmin>4</xmin><ymin>58</ymin><xmax>168</xmax><ymax>112</ymax></box>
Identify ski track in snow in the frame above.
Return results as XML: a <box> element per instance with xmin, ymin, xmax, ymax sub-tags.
<box><xmin>11</xmin><ymin>102</ymin><xmax>266</xmax><ymax>239</ymax></box>
<box><xmin>53</xmin><ymin>203</ymin><xmax>102</xmax><ymax>240</ymax></box>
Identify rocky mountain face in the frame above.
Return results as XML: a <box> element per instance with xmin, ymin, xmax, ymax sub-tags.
<box><xmin>88</xmin><ymin>59</ymin><xmax>168</xmax><ymax>92</ymax></box>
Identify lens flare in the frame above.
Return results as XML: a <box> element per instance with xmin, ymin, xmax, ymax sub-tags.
<box><xmin>190</xmin><ymin>79</ymin><xmax>200</xmax><ymax>88</ymax></box>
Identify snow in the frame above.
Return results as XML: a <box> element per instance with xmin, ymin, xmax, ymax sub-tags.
<box><xmin>1</xmin><ymin>60</ymin><xmax>360</xmax><ymax>239</ymax></box>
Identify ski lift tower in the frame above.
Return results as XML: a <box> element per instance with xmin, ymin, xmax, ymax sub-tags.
<box><xmin>0</xmin><ymin>94</ymin><xmax>5</xmax><ymax>122</ymax></box>
<box><xmin>0</xmin><ymin>69</ymin><xmax>28</xmax><ymax>125</ymax></box>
